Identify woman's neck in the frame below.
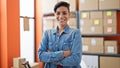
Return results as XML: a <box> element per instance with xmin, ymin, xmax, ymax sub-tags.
<box><xmin>58</xmin><ymin>25</ymin><xmax>66</xmax><ymax>35</ymax></box>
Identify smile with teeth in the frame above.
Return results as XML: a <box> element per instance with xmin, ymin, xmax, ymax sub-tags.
<box><xmin>59</xmin><ymin>19</ymin><xmax>65</xmax><ymax>22</ymax></box>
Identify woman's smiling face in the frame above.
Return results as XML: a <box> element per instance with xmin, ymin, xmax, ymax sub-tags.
<box><xmin>55</xmin><ymin>6</ymin><xmax>70</xmax><ymax>27</ymax></box>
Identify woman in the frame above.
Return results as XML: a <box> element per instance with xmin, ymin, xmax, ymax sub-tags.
<box><xmin>38</xmin><ymin>1</ymin><xmax>82</xmax><ymax>68</ymax></box>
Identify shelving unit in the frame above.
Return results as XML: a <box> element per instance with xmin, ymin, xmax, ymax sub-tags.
<box><xmin>79</xmin><ymin>0</ymin><xmax>120</xmax><ymax>68</ymax></box>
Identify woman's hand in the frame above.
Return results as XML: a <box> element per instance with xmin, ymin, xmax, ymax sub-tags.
<box><xmin>47</xmin><ymin>49</ymin><xmax>71</xmax><ymax>57</ymax></box>
<box><xmin>47</xmin><ymin>50</ymin><xmax>51</xmax><ymax>52</ymax></box>
<box><xmin>63</xmin><ymin>50</ymin><xmax>71</xmax><ymax>57</ymax></box>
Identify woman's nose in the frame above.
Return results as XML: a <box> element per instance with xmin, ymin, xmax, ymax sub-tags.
<box><xmin>59</xmin><ymin>13</ymin><xmax>64</xmax><ymax>18</ymax></box>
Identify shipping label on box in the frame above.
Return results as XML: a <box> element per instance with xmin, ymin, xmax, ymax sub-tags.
<box><xmin>104</xmin><ymin>11</ymin><xmax>117</xmax><ymax>19</ymax></box>
<box><xmin>83</xmin><ymin>45</ymin><xmax>89</xmax><ymax>52</ymax></box>
<box><xmin>104</xmin><ymin>25</ymin><xmax>117</xmax><ymax>34</ymax></box>
<box><xmin>104</xmin><ymin>18</ymin><xmax>117</xmax><ymax>26</ymax></box>
<box><xmin>91</xmin><ymin>19</ymin><xmax>103</xmax><ymax>26</ymax></box>
<box><xmin>80</xmin><ymin>12</ymin><xmax>90</xmax><ymax>19</ymax></box>
<box><xmin>107</xmin><ymin>46</ymin><xmax>115</xmax><ymax>53</ymax></box>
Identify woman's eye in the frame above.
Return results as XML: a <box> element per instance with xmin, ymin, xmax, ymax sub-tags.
<box><xmin>63</xmin><ymin>12</ymin><xmax>67</xmax><ymax>15</ymax></box>
<box><xmin>56</xmin><ymin>12</ymin><xmax>60</xmax><ymax>15</ymax></box>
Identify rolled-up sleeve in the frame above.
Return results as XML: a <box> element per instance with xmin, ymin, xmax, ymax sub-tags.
<box><xmin>38</xmin><ymin>30</ymin><xmax>64</xmax><ymax>63</ymax></box>
<box><xmin>54</xmin><ymin>29</ymin><xmax>82</xmax><ymax>66</ymax></box>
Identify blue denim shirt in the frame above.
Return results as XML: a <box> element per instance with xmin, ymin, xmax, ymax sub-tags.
<box><xmin>38</xmin><ymin>25</ymin><xmax>82</xmax><ymax>68</ymax></box>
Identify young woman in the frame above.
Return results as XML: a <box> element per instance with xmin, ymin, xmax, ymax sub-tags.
<box><xmin>38</xmin><ymin>1</ymin><xmax>82</xmax><ymax>68</ymax></box>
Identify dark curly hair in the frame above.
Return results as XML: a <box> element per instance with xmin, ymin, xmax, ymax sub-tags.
<box><xmin>54</xmin><ymin>1</ymin><xmax>70</xmax><ymax>12</ymax></box>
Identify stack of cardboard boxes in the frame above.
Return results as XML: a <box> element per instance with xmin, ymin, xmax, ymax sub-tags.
<box><xmin>82</xmin><ymin>37</ymin><xmax>104</xmax><ymax>53</ymax></box>
<box><xmin>80</xmin><ymin>11</ymin><xmax>103</xmax><ymax>34</ymax></box>
<box><xmin>80</xmin><ymin>10</ymin><xmax>120</xmax><ymax>34</ymax></box>
<box><xmin>82</xmin><ymin>37</ymin><xmax>119</xmax><ymax>54</ymax></box>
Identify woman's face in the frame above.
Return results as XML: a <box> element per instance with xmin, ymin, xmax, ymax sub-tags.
<box><xmin>55</xmin><ymin>6</ymin><xmax>70</xmax><ymax>27</ymax></box>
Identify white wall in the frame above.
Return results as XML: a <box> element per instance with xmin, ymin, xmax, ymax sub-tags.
<box><xmin>20</xmin><ymin>0</ymin><xmax>35</xmax><ymax>63</ymax></box>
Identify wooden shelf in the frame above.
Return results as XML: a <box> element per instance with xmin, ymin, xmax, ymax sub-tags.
<box><xmin>83</xmin><ymin>53</ymin><xmax>120</xmax><ymax>57</ymax></box>
<box><xmin>82</xmin><ymin>34</ymin><xmax>120</xmax><ymax>37</ymax></box>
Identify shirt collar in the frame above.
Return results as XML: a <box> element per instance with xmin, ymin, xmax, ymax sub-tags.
<box><xmin>53</xmin><ymin>25</ymin><xmax>70</xmax><ymax>34</ymax></box>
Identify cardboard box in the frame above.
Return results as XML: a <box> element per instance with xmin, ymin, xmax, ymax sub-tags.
<box><xmin>103</xmin><ymin>11</ymin><xmax>117</xmax><ymax>19</ymax></box>
<box><xmin>104</xmin><ymin>18</ymin><xmax>117</xmax><ymax>26</ymax></box>
<box><xmin>82</xmin><ymin>37</ymin><xmax>104</xmax><ymax>53</ymax></box>
<box><xmin>90</xmin><ymin>11</ymin><xmax>103</xmax><ymax>19</ymax></box>
<box><xmin>81</xmin><ymin>26</ymin><xmax>103</xmax><ymax>34</ymax></box>
<box><xmin>105</xmin><ymin>41</ymin><xmax>118</xmax><ymax>54</ymax></box>
<box><xmin>104</xmin><ymin>25</ymin><xmax>117</xmax><ymax>34</ymax></box>
<box><xmin>99</xmin><ymin>0</ymin><xmax>120</xmax><ymax>10</ymax></box>
<box><xmin>80</xmin><ymin>12</ymin><xmax>90</xmax><ymax>19</ymax></box>
<box><xmin>90</xmin><ymin>37</ymin><xmax>104</xmax><ymax>53</ymax></box>
<box><xmin>100</xmin><ymin>56</ymin><xmax>120</xmax><ymax>68</ymax></box>
<box><xmin>30</xmin><ymin>63</ymin><xmax>40</xmax><ymax>68</ymax></box>
<box><xmin>13</xmin><ymin>57</ymin><xmax>26</xmax><ymax>68</ymax></box>
<box><xmin>79</xmin><ymin>0</ymin><xmax>98</xmax><ymax>10</ymax></box>
<box><xmin>82</xmin><ymin>38</ymin><xmax>91</xmax><ymax>53</ymax></box>
<box><xmin>58</xmin><ymin>0</ymin><xmax>76</xmax><ymax>11</ymax></box>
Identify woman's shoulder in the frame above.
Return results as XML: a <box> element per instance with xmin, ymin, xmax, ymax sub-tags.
<box><xmin>70</xmin><ymin>28</ymin><xmax>80</xmax><ymax>33</ymax></box>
